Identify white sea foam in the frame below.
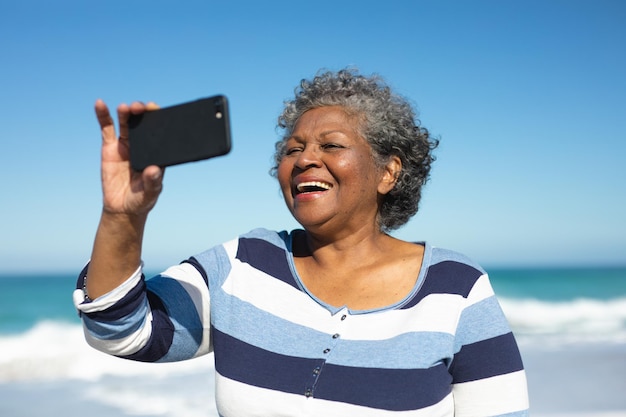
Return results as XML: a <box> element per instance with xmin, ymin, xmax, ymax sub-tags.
<box><xmin>0</xmin><ymin>321</ymin><xmax>218</xmax><ymax>416</ymax></box>
<box><xmin>500</xmin><ymin>296</ymin><xmax>626</xmax><ymax>346</ymax></box>
<box><xmin>0</xmin><ymin>320</ymin><xmax>213</xmax><ymax>382</ymax></box>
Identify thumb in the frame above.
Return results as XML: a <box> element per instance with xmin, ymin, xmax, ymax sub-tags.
<box><xmin>142</xmin><ymin>166</ymin><xmax>164</xmax><ymax>194</ymax></box>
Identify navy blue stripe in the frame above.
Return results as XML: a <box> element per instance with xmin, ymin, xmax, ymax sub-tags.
<box><xmin>77</xmin><ymin>264</ymin><xmax>148</xmax><ymax>322</ymax></box>
<box><xmin>213</xmin><ymin>327</ymin><xmax>452</xmax><ymax>411</ymax></box>
<box><xmin>119</xmin><ymin>290</ymin><xmax>174</xmax><ymax>362</ymax></box>
<box><xmin>449</xmin><ymin>332</ymin><xmax>524</xmax><ymax>383</ymax></box>
<box><xmin>86</xmin><ymin>279</ymin><xmax>147</xmax><ymax>322</ymax></box>
<box><xmin>182</xmin><ymin>257</ymin><xmax>208</xmax><ymax>287</ymax></box>
<box><xmin>236</xmin><ymin>237</ymin><xmax>299</xmax><ymax>289</ymax></box>
<box><xmin>213</xmin><ymin>326</ymin><xmax>322</xmax><ymax>394</ymax></box>
<box><xmin>402</xmin><ymin>261</ymin><xmax>482</xmax><ymax>309</ymax></box>
<box><xmin>75</xmin><ymin>264</ymin><xmax>89</xmax><ymax>290</ymax></box>
<box><xmin>315</xmin><ymin>362</ymin><xmax>451</xmax><ymax>411</ymax></box>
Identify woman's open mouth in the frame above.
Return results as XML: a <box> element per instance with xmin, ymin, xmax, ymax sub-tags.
<box><xmin>295</xmin><ymin>181</ymin><xmax>333</xmax><ymax>195</ymax></box>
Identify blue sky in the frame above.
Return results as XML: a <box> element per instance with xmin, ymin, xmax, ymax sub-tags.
<box><xmin>0</xmin><ymin>0</ymin><xmax>624</xmax><ymax>273</ymax></box>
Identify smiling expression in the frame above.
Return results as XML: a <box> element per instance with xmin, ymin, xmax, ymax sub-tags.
<box><xmin>277</xmin><ymin>106</ymin><xmax>395</xmax><ymax>235</ymax></box>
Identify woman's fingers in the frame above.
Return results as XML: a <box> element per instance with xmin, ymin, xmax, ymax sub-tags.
<box><xmin>95</xmin><ymin>99</ymin><xmax>118</xmax><ymax>145</ymax></box>
<box><xmin>128</xmin><ymin>100</ymin><xmax>160</xmax><ymax>114</ymax></box>
<box><xmin>95</xmin><ymin>100</ymin><xmax>159</xmax><ymax>144</ymax></box>
<box><xmin>138</xmin><ymin>165</ymin><xmax>165</xmax><ymax>212</ymax></box>
<box><xmin>117</xmin><ymin>102</ymin><xmax>132</xmax><ymax>142</ymax></box>
<box><xmin>145</xmin><ymin>101</ymin><xmax>160</xmax><ymax>111</ymax></box>
<box><xmin>119</xmin><ymin>101</ymin><xmax>160</xmax><ymax>142</ymax></box>
<box><xmin>95</xmin><ymin>98</ymin><xmax>161</xmax><ymax>169</ymax></box>
<box><xmin>143</xmin><ymin>166</ymin><xmax>164</xmax><ymax>191</ymax></box>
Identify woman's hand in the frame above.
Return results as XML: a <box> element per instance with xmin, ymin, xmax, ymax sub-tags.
<box><xmin>95</xmin><ymin>99</ymin><xmax>164</xmax><ymax>216</ymax></box>
<box><xmin>86</xmin><ymin>100</ymin><xmax>164</xmax><ymax>299</ymax></box>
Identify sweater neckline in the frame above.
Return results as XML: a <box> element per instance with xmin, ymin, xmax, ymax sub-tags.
<box><xmin>283</xmin><ymin>229</ymin><xmax>432</xmax><ymax>315</ymax></box>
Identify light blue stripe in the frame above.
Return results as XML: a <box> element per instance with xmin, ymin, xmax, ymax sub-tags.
<box><xmin>82</xmin><ymin>298</ymin><xmax>149</xmax><ymax>341</ymax></box>
<box><xmin>454</xmin><ymin>295</ymin><xmax>511</xmax><ymax>352</ymax></box>
<box><xmin>430</xmin><ymin>247</ymin><xmax>485</xmax><ymax>274</ymax></box>
<box><xmin>330</xmin><ymin>332</ymin><xmax>455</xmax><ymax>369</ymax></box>
<box><xmin>241</xmin><ymin>227</ymin><xmax>290</xmax><ymax>249</ymax></box>
<box><xmin>193</xmin><ymin>243</ymin><xmax>233</xmax><ymax>289</ymax></box>
<box><xmin>211</xmin><ymin>288</ymin><xmax>324</xmax><ymax>358</ymax></box>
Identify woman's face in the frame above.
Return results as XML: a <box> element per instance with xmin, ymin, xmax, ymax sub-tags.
<box><xmin>277</xmin><ymin>106</ymin><xmax>394</xmax><ymax>236</ymax></box>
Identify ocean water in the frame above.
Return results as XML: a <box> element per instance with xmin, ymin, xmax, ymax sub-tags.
<box><xmin>1</xmin><ymin>267</ymin><xmax>625</xmax><ymax>416</ymax></box>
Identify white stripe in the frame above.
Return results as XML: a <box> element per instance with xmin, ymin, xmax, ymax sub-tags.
<box><xmin>346</xmin><ymin>294</ymin><xmax>463</xmax><ymax>339</ymax></box>
<box><xmin>452</xmin><ymin>370</ymin><xmax>529</xmax><ymax>416</ymax></box>
<box><xmin>222</xmin><ymin>261</ymin><xmax>332</xmax><ymax>325</ymax></box>
<box><xmin>82</xmin><ymin>310</ymin><xmax>154</xmax><ymax>356</ymax></box>
<box><xmin>74</xmin><ymin>264</ymin><xmax>143</xmax><ymax>313</ymax></box>
<box><xmin>222</xmin><ymin>238</ymin><xmax>239</xmax><ymax>259</ymax></box>
<box><xmin>160</xmin><ymin>262</ymin><xmax>212</xmax><ymax>357</ymax></box>
<box><xmin>215</xmin><ymin>372</ymin><xmax>455</xmax><ymax>417</ymax></box>
<box><xmin>466</xmin><ymin>274</ymin><xmax>496</xmax><ymax>306</ymax></box>
<box><xmin>222</xmin><ymin>261</ymin><xmax>465</xmax><ymax>339</ymax></box>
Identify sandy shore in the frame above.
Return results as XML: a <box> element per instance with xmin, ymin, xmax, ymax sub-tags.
<box><xmin>521</xmin><ymin>342</ymin><xmax>626</xmax><ymax>416</ymax></box>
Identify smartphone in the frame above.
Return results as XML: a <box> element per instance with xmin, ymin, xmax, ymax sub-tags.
<box><xmin>128</xmin><ymin>95</ymin><xmax>232</xmax><ymax>171</ymax></box>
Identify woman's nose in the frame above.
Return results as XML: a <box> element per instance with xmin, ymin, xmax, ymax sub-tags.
<box><xmin>294</xmin><ymin>144</ymin><xmax>322</xmax><ymax>169</ymax></box>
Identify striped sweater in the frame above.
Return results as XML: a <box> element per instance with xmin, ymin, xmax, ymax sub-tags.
<box><xmin>74</xmin><ymin>228</ymin><xmax>529</xmax><ymax>416</ymax></box>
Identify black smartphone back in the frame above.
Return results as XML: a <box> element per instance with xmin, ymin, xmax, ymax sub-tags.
<box><xmin>129</xmin><ymin>95</ymin><xmax>231</xmax><ymax>171</ymax></box>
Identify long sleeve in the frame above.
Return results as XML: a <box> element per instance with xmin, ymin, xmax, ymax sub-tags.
<box><xmin>73</xmin><ymin>260</ymin><xmax>212</xmax><ymax>362</ymax></box>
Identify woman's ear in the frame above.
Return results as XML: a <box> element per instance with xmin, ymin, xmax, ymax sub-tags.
<box><xmin>378</xmin><ymin>156</ymin><xmax>402</xmax><ymax>195</ymax></box>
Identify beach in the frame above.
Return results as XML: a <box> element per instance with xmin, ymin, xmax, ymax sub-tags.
<box><xmin>524</xmin><ymin>343</ymin><xmax>626</xmax><ymax>416</ymax></box>
<box><xmin>1</xmin><ymin>268</ymin><xmax>625</xmax><ymax>416</ymax></box>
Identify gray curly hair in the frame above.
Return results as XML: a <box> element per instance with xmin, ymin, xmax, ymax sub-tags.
<box><xmin>271</xmin><ymin>68</ymin><xmax>438</xmax><ymax>231</ymax></box>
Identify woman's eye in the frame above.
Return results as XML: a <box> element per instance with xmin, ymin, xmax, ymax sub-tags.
<box><xmin>321</xmin><ymin>143</ymin><xmax>342</xmax><ymax>150</ymax></box>
<box><xmin>285</xmin><ymin>147</ymin><xmax>302</xmax><ymax>156</ymax></box>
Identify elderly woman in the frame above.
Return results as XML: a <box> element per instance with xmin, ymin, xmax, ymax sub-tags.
<box><xmin>74</xmin><ymin>69</ymin><xmax>529</xmax><ymax>416</ymax></box>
